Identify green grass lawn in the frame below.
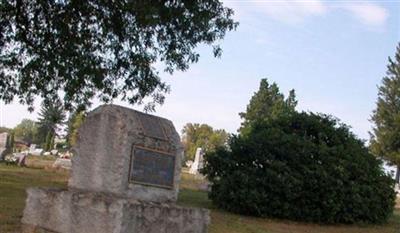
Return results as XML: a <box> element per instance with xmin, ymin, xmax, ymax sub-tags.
<box><xmin>1</xmin><ymin>163</ymin><xmax>399</xmax><ymax>233</ymax></box>
<box><xmin>0</xmin><ymin>164</ymin><xmax>68</xmax><ymax>233</ymax></box>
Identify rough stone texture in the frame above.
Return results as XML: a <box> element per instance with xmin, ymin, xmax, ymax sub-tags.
<box><xmin>22</xmin><ymin>105</ymin><xmax>209</xmax><ymax>233</ymax></box>
<box><xmin>68</xmin><ymin>105</ymin><xmax>183</xmax><ymax>203</ymax></box>
<box><xmin>52</xmin><ymin>158</ymin><xmax>72</xmax><ymax>170</ymax></box>
<box><xmin>22</xmin><ymin>188</ymin><xmax>210</xmax><ymax>233</ymax></box>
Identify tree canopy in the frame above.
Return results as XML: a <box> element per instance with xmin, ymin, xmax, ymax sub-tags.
<box><xmin>66</xmin><ymin>109</ymin><xmax>86</xmax><ymax>148</ymax></box>
<box><xmin>0</xmin><ymin>127</ymin><xmax>12</xmax><ymax>134</ymax></box>
<box><xmin>37</xmin><ymin>100</ymin><xmax>66</xmax><ymax>150</ymax></box>
<box><xmin>239</xmin><ymin>78</ymin><xmax>297</xmax><ymax>134</ymax></box>
<box><xmin>370</xmin><ymin>43</ymin><xmax>400</xmax><ymax>183</ymax></box>
<box><xmin>0</xmin><ymin>0</ymin><xmax>238</xmax><ymax>111</ymax></box>
<box><xmin>13</xmin><ymin>119</ymin><xmax>39</xmax><ymax>144</ymax></box>
<box><xmin>181</xmin><ymin>123</ymin><xmax>228</xmax><ymax>161</ymax></box>
<box><xmin>203</xmin><ymin>111</ymin><xmax>396</xmax><ymax>224</ymax></box>
<box><xmin>202</xmin><ymin>79</ymin><xmax>396</xmax><ymax>223</ymax></box>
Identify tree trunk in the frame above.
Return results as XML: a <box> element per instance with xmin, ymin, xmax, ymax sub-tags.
<box><xmin>44</xmin><ymin>131</ymin><xmax>53</xmax><ymax>151</ymax></box>
<box><xmin>395</xmin><ymin>165</ymin><xmax>400</xmax><ymax>185</ymax></box>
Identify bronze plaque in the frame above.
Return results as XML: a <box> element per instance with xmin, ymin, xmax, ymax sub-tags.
<box><xmin>137</xmin><ymin>113</ymin><xmax>167</xmax><ymax>140</ymax></box>
<box><xmin>129</xmin><ymin>146</ymin><xmax>175</xmax><ymax>189</ymax></box>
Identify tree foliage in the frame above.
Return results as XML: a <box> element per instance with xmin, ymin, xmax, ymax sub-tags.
<box><xmin>0</xmin><ymin>0</ymin><xmax>238</xmax><ymax>111</ymax></box>
<box><xmin>13</xmin><ymin>119</ymin><xmax>39</xmax><ymax>144</ymax></box>
<box><xmin>239</xmin><ymin>78</ymin><xmax>297</xmax><ymax>134</ymax></box>
<box><xmin>370</xmin><ymin>43</ymin><xmax>400</xmax><ymax>183</ymax></box>
<box><xmin>66</xmin><ymin>110</ymin><xmax>86</xmax><ymax>148</ymax></box>
<box><xmin>203</xmin><ymin>79</ymin><xmax>395</xmax><ymax>224</ymax></box>
<box><xmin>0</xmin><ymin>127</ymin><xmax>12</xmax><ymax>134</ymax></box>
<box><xmin>203</xmin><ymin>112</ymin><xmax>396</xmax><ymax>224</ymax></box>
<box><xmin>181</xmin><ymin>123</ymin><xmax>228</xmax><ymax>161</ymax></box>
<box><xmin>37</xmin><ymin>100</ymin><xmax>66</xmax><ymax>150</ymax></box>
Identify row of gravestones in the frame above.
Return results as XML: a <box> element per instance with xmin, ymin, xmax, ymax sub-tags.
<box><xmin>21</xmin><ymin>105</ymin><xmax>210</xmax><ymax>233</ymax></box>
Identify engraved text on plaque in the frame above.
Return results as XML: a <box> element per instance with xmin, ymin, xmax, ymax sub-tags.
<box><xmin>129</xmin><ymin>146</ymin><xmax>175</xmax><ymax>189</ymax></box>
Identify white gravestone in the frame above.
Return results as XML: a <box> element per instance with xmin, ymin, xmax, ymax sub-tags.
<box><xmin>29</xmin><ymin>144</ymin><xmax>36</xmax><ymax>153</ymax></box>
<box><xmin>29</xmin><ymin>144</ymin><xmax>44</xmax><ymax>156</ymax></box>
<box><xmin>189</xmin><ymin>148</ymin><xmax>204</xmax><ymax>175</ymax></box>
<box><xmin>0</xmin><ymin>132</ymin><xmax>10</xmax><ymax>160</ymax></box>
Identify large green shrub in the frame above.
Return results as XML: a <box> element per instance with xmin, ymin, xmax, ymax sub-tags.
<box><xmin>202</xmin><ymin>112</ymin><xmax>396</xmax><ymax>224</ymax></box>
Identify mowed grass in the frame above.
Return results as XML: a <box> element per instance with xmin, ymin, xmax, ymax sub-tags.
<box><xmin>1</xmin><ymin>163</ymin><xmax>399</xmax><ymax>233</ymax></box>
<box><xmin>0</xmin><ymin>164</ymin><xmax>68</xmax><ymax>233</ymax></box>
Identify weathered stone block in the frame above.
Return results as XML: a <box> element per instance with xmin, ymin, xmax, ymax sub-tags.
<box><xmin>69</xmin><ymin>105</ymin><xmax>183</xmax><ymax>203</ymax></box>
<box><xmin>22</xmin><ymin>188</ymin><xmax>210</xmax><ymax>233</ymax></box>
<box><xmin>22</xmin><ymin>105</ymin><xmax>209</xmax><ymax>232</ymax></box>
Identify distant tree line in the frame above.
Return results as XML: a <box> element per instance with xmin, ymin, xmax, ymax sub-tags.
<box><xmin>181</xmin><ymin>123</ymin><xmax>228</xmax><ymax>162</ymax></box>
<box><xmin>9</xmin><ymin>101</ymin><xmax>86</xmax><ymax>151</ymax></box>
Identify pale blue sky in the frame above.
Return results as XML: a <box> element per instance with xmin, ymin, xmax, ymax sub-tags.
<box><xmin>1</xmin><ymin>0</ymin><xmax>399</xmax><ymax>140</ymax></box>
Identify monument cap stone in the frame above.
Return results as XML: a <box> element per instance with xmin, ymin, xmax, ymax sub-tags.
<box><xmin>69</xmin><ymin>105</ymin><xmax>183</xmax><ymax>203</ymax></box>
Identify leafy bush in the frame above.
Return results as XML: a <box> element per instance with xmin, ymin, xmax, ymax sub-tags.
<box><xmin>202</xmin><ymin>112</ymin><xmax>396</xmax><ymax>224</ymax></box>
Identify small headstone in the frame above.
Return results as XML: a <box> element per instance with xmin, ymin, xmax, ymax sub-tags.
<box><xmin>189</xmin><ymin>147</ymin><xmax>205</xmax><ymax>175</ymax></box>
<box><xmin>185</xmin><ymin>160</ymin><xmax>194</xmax><ymax>168</ymax></box>
<box><xmin>43</xmin><ymin>151</ymin><xmax>51</xmax><ymax>156</ymax></box>
<box><xmin>0</xmin><ymin>132</ymin><xmax>10</xmax><ymax>160</ymax></box>
<box><xmin>27</xmin><ymin>144</ymin><xmax>43</xmax><ymax>156</ymax></box>
<box><xmin>22</xmin><ymin>105</ymin><xmax>210</xmax><ymax>233</ymax></box>
<box><xmin>30</xmin><ymin>148</ymin><xmax>43</xmax><ymax>156</ymax></box>
<box><xmin>29</xmin><ymin>144</ymin><xmax>36</xmax><ymax>153</ymax></box>
<box><xmin>15</xmin><ymin>153</ymin><xmax>27</xmax><ymax>167</ymax></box>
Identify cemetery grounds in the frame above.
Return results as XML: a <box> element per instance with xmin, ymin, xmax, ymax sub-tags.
<box><xmin>0</xmin><ymin>158</ymin><xmax>399</xmax><ymax>233</ymax></box>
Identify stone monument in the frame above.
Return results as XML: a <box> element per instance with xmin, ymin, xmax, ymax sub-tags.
<box><xmin>0</xmin><ymin>132</ymin><xmax>10</xmax><ymax>160</ymax></box>
<box><xmin>22</xmin><ymin>105</ymin><xmax>210</xmax><ymax>233</ymax></box>
<box><xmin>189</xmin><ymin>148</ymin><xmax>204</xmax><ymax>175</ymax></box>
<box><xmin>29</xmin><ymin>144</ymin><xmax>36</xmax><ymax>153</ymax></box>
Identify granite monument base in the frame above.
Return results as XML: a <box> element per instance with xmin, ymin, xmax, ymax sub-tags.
<box><xmin>22</xmin><ymin>188</ymin><xmax>210</xmax><ymax>233</ymax></box>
